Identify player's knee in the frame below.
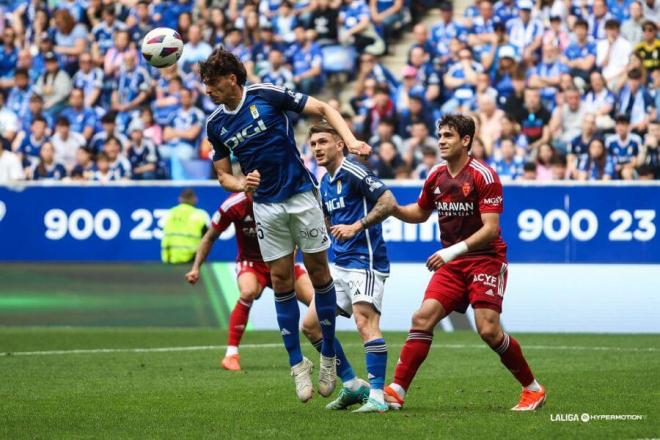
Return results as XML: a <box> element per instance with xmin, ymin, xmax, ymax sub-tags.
<box><xmin>270</xmin><ymin>272</ymin><xmax>294</xmax><ymax>293</ymax></box>
<box><xmin>239</xmin><ymin>288</ymin><xmax>260</xmax><ymax>302</ymax></box>
<box><xmin>477</xmin><ymin>323</ymin><xmax>501</xmax><ymax>346</ymax></box>
<box><xmin>411</xmin><ymin>309</ymin><xmax>434</xmax><ymax>332</ymax></box>
<box><xmin>307</xmin><ymin>267</ymin><xmax>332</xmax><ymax>288</ymax></box>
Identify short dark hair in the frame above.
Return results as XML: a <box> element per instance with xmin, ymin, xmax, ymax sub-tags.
<box><xmin>56</xmin><ymin>116</ymin><xmax>70</xmax><ymax>127</ymax></box>
<box><xmin>180</xmin><ymin>188</ymin><xmax>197</xmax><ymax>204</ymax></box>
<box><xmin>642</xmin><ymin>20</ymin><xmax>657</xmax><ymax>31</ymax></box>
<box><xmin>14</xmin><ymin>68</ymin><xmax>28</xmax><ymax>77</ymax></box>
<box><xmin>604</xmin><ymin>19</ymin><xmax>620</xmax><ymax>29</ymax></box>
<box><xmin>437</xmin><ymin>114</ymin><xmax>476</xmax><ymax>150</ymax></box>
<box><xmin>199</xmin><ymin>48</ymin><xmax>247</xmax><ymax>86</ymax></box>
<box><xmin>574</xmin><ymin>18</ymin><xmax>588</xmax><ymax>29</ymax></box>
<box><xmin>523</xmin><ymin>162</ymin><xmax>536</xmax><ymax>172</ymax></box>
<box><xmin>551</xmin><ymin>154</ymin><xmax>567</xmax><ymax>167</ymax></box>
<box><xmin>32</xmin><ymin>115</ymin><xmax>47</xmax><ymax>125</ymax></box>
<box><xmin>101</xmin><ymin>112</ymin><xmax>116</xmax><ymax>124</ymax></box>
<box><xmin>628</xmin><ymin>68</ymin><xmax>642</xmax><ymax>80</ymax></box>
<box><xmin>308</xmin><ymin>122</ymin><xmax>340</xmax><ymax>139</ymax></box>
<box><xmin>615</xmin><ymin>113</ymin><xmax>630</xmax><ymax>124</ymax></box>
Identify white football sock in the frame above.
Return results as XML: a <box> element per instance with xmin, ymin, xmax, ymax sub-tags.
<box><xmin>369</xmin><ymin>388</ymin><xmax>384</xmax><ymax>403</ymax></box>
<box><xmin>390</xmin><ymin>383</ymin><xmax>406</xmax><ymax>398</ymax></box>
<box><xmin>225</xmin><ymin>345</ymin><xmax>239</xmax><ymax>357</ymax></box>
<box><xmin>525</xmin><ymin>379</ymin><xmax>542</xmax><ymax>392</ymax></box>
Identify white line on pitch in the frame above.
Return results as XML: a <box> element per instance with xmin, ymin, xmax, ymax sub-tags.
<box><xmin>2</xmin><ymin>342</ymin><xmax>658</xmax><ymax>357</ymax></box>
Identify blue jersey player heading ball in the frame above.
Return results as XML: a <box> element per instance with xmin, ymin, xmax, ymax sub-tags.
<box><xmin>199</xmin><ymin>48</ymin><xmax>372</xmax><ymax>403</ymax></box>
<box><xmin>310</xmin><ymin>123</ymin><xmax>397</xmax><ymax>413</ymax></box>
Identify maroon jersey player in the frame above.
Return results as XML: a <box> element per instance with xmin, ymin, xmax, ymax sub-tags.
<box><xmin>185</xmin><ymin>192</ymin><xmax>315</xmax><ymax>372</ymax></box>
<box><xmin>383</xmin><ymin>114</ymin><xmax>546</xmax><ymax>411</ymax></box>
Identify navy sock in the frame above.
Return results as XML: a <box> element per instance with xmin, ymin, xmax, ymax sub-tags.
<box><xmin>274</xmin><ymin>290</ymin><xmax>302</xmax><ymax>367</ymax></box>
<box><xmin>314</xmin><ymin>280</ymin><xmax>337</xmax><ymax>358</ymax></box>
<box><xmin>312</xmin><ymin>337</ymin><xmax>356</xmax><ymax>383</ymax></box>
<box><xmin>364</xmin><ymin>338</ymin><xmax>388</xmax><ymax>390</ymax></box>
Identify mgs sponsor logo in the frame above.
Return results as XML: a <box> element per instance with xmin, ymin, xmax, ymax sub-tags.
<box><xmin>435</xmin><ymin>201</ymin><xmax>474</xmax><ymax>216</ymax></box>
<box><xmin>225</xmin><ymin>119</ymin><xmax>267</xmax><ymax>150</ymax></box>
<box><xmin>483</xmin><ymin>196</ymin><xmax>503</xmax><ymax>206</ymax></box>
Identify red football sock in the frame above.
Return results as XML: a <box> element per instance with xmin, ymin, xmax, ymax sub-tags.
<box><xmin>227</xmin><ymin>299</ymin><xmax>252</xmax><ymax>347</ymax></box>
<box><xmin>393</xmin><ymin>329</ymin><xmax>433</xmax><ymax>391</ymax></box>
<box><xmin>492</xmin><ymin>333</ymin><xmax>534</xmax><ymax>387</ymax></box>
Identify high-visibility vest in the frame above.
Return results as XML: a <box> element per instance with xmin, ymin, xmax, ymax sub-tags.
<box><xmin>160</xmin><ymin>203</ymin><xmax>209</xmax><ymax>264</ymax></box>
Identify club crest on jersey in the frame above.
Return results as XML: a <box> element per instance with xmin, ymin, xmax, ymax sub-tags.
<box><xmin>249</xmin><ymin>105</ymin><xmax>259</xmax><ymax>119</ymax></box>
<box><xmin>462</xmin><ymin>182</ymin><xmax>471</xmax><ymax>196</ymax></box>
<box><xmin>337</xmin><ymin>179</ymin><xmax>342</xmax><ymax>194</ymax></box>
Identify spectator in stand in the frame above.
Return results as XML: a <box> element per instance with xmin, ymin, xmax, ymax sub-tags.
<box><xmin>549</xmin><ymin>86</ymin><xmax>587</xmax><ymax>153</ymax></box>
<box><xmin>616</xmin><ymin>68</ymin><xmax>655</xmax><ymax>133</ymax></box>
<box><xmin>535</xmin><ymin>143</ymin><xmax>556</xmax><ymax>180</ymax></box>
<box><xmin>203</xmin><ymin>7</ymin><xmax>226</xmax><ymax>46</ymax></box>
<box><xmin>179</xmin><ymin>24</ymin><xmax>213</xmax><ymax>75</ymax></box>
<box><xmin>53</xmin><ymin>9</ymin><xmax>88</xmax><ymax>75</ymax></box>
<box><xmin>13</xmin><ymin>115</ymin><xmax>49</xmax><ymax>169</ymax></box>
<box><xmin>51</xmin><ymin>116</ymin><xmax>86</xmax><ymax>172</ymax></box>
<box><xmin>247</xmin><ymin>24</ymin><xmax>285</xmax><ymax>83</ymax></box>
<box><xmin>517</xmin><ymin>88</ymin><xmax>551</xmax><ymax>154</ymax></box>
<box><xmin>361</xmin><ymin>84</ymin><xmax>395</xmax><ymax>140</ymax></box>
<box><xmin>71</xmin><ymin>146</ymin><xmax>96</xmax><ymax>180</ymax></box>
<box><xmin>501</xmin><ymin>70</ymin><xmax>526</xmax><ymax>116</ymax></box>
<box><xmin>442</xmin><ymin>46</ymin><xmax>483</xmax><ymax>115</ymax></box>
<box><xmin>309</xmin><ymin>0</ymin><xmax>341</xmax><ymax>46</ymax></box>
<box><xmin>0</xmin><ymin>28</ymin><xmax>18</xmax><ymax>89</ymax></box>
<box><xmin>339</xmin><ymin>0</ymin><xmax>384</xmax><ymax>55</ymax></box>
<box><xmin>0</xmin><ymin>135</ymin><xmax>23</xmax><ymax>183</ymax></box>
<box><xmin>161</xmin><ymin>88</ymin><xmax>205</xmax><ymax>162</ymax></box>
<box><xmin>34</xmin><ymin>52</ymin><xmax>73</xmax><ymax>117</ymax></box>
<box><xmin>490</xmin><ymin>137</ymin><xmax>524</xmax><ymax>180</ymax></box>
<box><xmin>467</xmin><ymin>0</ymin><xmax>497</xmax><ymax>58</ymax></box>
<box><xmin>581</xmin><ymin>73</ymin><xmax>615</xmax><ymax>131</ymax></box>
<box><xmin>407</xmin><ymin>46</ymin><xmax>441</xmax><ymax>111</ymax></box>
<box><xmin>527</xmin><ymin>43</ymin><xmax>568</xmax><ymax>110</ymax></box>
<box><xmin>520</xmin><ymin>161</ymin><xmax>536</xmax><ymax>180</ymax></box>
<box><xmin>476</xmin><ymin>94</ymin><xmax>504</xmax><ymax>153</ymax></box>
<box><xmin>91</xmin><ymin>6</ymin><xmax>127</xmax><ymax>59</ymax></box>
<box><xmin>413</xmin><ymin>146</ymin><xmax>440</xmax><ymax>179</ymax></box>
<box><xmin>641</xmin><ymin>0</ymin><xmax>660</xmax><ymax>23</ymax></box>
<box><xmin>6</xmin><ymin>69</ymin><xmax>32</xmax><ymax>121</ymax></box>
<box><xmin>561</xmin><ymin>19</ymin><xmax>596</xmax><ymax>83</ymax></box>
<box><xmin>221</xmin><ymin>27</ymin><xmax>251</xmax><ymax>63</ymax></box>
<box><xmin>21</xmin><ymin>94</ymin><xmax>54</xmax><ymax>136</ymax></box>
<box><xmin>568</xmin><ymin>113</ymin><xmax>599</xmax><ymax>178</ymax></box>
<box><xmin>104</xmin><ymin>29</ymin><xmax>136</xmax><ymax>78</ymax></box>
<box><xmin>579</xmin><ymin>137</ymin><xmax>617</xmax><ymax>180</ymax></box>
<box><xmin>507</xmin><ymin>0</ymin><xmax>543</xmax><ymax>64</ymax></box>
<box><xmin>355</xmin><ymin>52</ymin><xmax>399</xmax><ymax>97</ymax></box>
<box><xmin>588</xmin><ymin>0</ymin><xmax>614</xmax><ymax>40</ymax></box>
<box><xmin>634</xmin><ymin>21</ymin><xmax>659</xmax><ymax>73</ymax></box>
<box><xmin>494</xmin><ymin>114</ymin><xmax>528</xmax><ymax>157</ymax></box>
<box><xmin>31</xmin><ymin>142</ymin><xmax>67</xmax><ymax>181</ymax></box>
<box><xmin>606</xmin><ymin>113</ymin><xmax>643</xmax><ymax>173</ymax></box>
<box><xmin>102</xmin><ymin>136</ymin><xmax>132</xmax><ymax>180</ymax></box>
<box><xmin>273</xmin><ymin>1</ymin><xmax>299</xmax><ymax>44</ymax></box>
<box><xmin>481</xmin><ymin>21</ymin><xmax>518</xmax><ymax>76</ymax></box>
<box><xmin>140</xmin><ymin>107</ymin><xmax>163</xmax><ymax>146</ymax></box>
<box><xmin>597</xmin><ymin>19</ymin><xmax>632</xmax><ymax>91</ymax></box>
<box><xmin>291</xmin><ymin>28</ymin><xmax>324</xmax><ymax>95</ymax></box>
<box><xmin>543</xmin><ymin>15</ymin><xmax>570</xmax><ymax>52</ymax></box>
<box><xmin>469</xmin><ymin>136</ymin><xmax>489</xmax><ymax>162</ymax></box>
<box><xmin>90</xmin><ymin>151</ymin><xmax>117</xmax><ymax>182</ymax></box>
<box><xmin>398</xmin><ymin>95</ymin><xmax>435</xmax><ymax>139</ymax></box>
<box><xmin>60</xmin><ymin>88</ymin><xmax>97</xmax><ymax>141</ymax></box>
<box><xmin>261</xmin><ymin>49</ymin><xmax>295</xmax><ymax>88</ymax></box>
<box><xmin>494</xmin><ymin>0</ymin><xmax>518</xmax><ymax>24</ymax></box>
<box><xmin>111</xmin><ymin>49</ymin><xmax>151</xmax><ymax>133</ymax></box>
<box><xmin>394</xmin><ymin>65</ymin><xmax>424</xmax><ymax>111</ymax></box>
<box><xmin>90</xmin><ymin>112</ymin><xmax>129</xmax><ymax>154</ymax></box>
<box><xmin>402</xmin><ymin>120</ymin><xmax>437</xmax><ymax>167</ymax></box>
<box><xmin>72</xmin><ymin>53</ymin><xmax>104</xmax><ymax>110</ymax></box>
<box><xmin>369</xmin><ymin>0</ymin><xmax>404</xmax><ymax>41</ymax></box>
<box><xmin>369</xmin><ymin>117</ymin><xmax>404</xmax><ymax>153</ymax></box>
<box><xmin>550</xmin><ymin>153</ymin><xmax>568</xmax><ymax>180</ymax></box>
<box><xmin>638</xmin><ymin>120</ymin><xmax>659</xmax><ymax>177</ymax></box>
<box><xmin>621</xmin><ymin>1</ymin><xmax>644</xmax><ymax>44</ymax></box>
<box><xmin>370</xmin><ymin>140</ymin><xmax>405</xmax><ymax>178</ymax></box>
<box><xmin>127</xmin><ymin>119</ymin><xmax>162</xmax><ymax>180</ymax></box>
<box><xmin>430</xmin><ymin>3</ymin><xmax>466</xmax><ymax>50</ymax></box>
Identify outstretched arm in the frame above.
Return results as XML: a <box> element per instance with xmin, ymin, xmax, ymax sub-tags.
<box><xmin>185</xmin><ymin>227</ymin><xmax>222</xmax><ymax>284</ymax></box>
<box><xmin>330</xmin><ymin>190</ymin><xmax>397</xmax><ymax>240</ymax></box>
<box><xmin>302</xmin><ymin>96</ymin><xmax>371</xmax><ymax>156</ymax></box>
<box><xmin>394</xmin><ymin>201</ymin><xmax>433</xmax><ymax>224</ymax></box>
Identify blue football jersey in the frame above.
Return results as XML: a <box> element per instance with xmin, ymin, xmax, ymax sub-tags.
<box><xmin>320</xmin><ymin>158</ymin><xmax>390</xmax><ymax>273</ymax></box>
<box><xmin>207</xmin><ymin>84</ymin><xmax>316</xmax><ymax>203</ymax></box>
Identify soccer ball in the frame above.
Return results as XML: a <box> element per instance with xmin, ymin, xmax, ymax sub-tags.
<box><xmin>140</xmin><ymin>27</ymin><xmax>184</xmax><ymax>68</ymax></box>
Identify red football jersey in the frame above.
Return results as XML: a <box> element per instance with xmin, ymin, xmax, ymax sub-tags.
<box><xmin>418</xmin><ymin>157</ymin><xmax>507</xmax><ymax>260</ymax></box>
<box><xmin>211</xmin><ymin>193</ymin><xmax>263</xmax><ymax>262</ymax></box>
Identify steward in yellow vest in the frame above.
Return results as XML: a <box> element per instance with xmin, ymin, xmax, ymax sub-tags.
<box><xmin>161</xmin><ymin>189</ymin><xmax>209</xmax><ymax>264</ymax></box>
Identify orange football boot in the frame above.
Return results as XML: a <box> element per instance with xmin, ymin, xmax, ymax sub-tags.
<box><xmin>511</xmin><ymin>386</ymin><xmax>546</xmax><ymax>411</ymax></box>
<box><xmin>384</xmin><ymin>385</ymin><xmax>405</xmax><ymax>410</ymax></box>
<box><xmin>221</xmin><ymin>354</ymin><xmax>241</xmax><ymax>371</ymax></box>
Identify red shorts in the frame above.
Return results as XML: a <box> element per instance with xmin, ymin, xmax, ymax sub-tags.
<box><xmin>236</xmin><ymin>261</ymin><xmax>307</xmax><ymax>289</ymax></box>
<box><xmin>424</xmin><ymin>255</ymin><xmax>508</xmax><ymax>314</ymax></box>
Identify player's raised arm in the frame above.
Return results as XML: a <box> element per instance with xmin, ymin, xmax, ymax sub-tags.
<box><xmin>302</xmin><ymin>96</ymin><xmax>371</xmax><ymax>156</ymax></box>
<box><xmin>186</xmin><ymin>226</ymin><xmax>222</xmax><ymax>284</ymax></box>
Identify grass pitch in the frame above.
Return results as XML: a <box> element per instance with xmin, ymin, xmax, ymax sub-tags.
<box><xmin>1</xmin><ymin>328</ymin><xmax>658</xmax><ymax>439</ymax></box>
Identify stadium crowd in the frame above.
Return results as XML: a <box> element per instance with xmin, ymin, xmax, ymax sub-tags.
<box><xmin>0</xmin><ymin>0</ymin><xmax>658</xmax><ymax>183</ymax></box>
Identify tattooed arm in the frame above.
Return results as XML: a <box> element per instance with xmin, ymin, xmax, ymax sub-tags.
<box><xmin>329</xmin><ymin>190</ymin><xmax>397</xmax><ymax>241</ymax></box>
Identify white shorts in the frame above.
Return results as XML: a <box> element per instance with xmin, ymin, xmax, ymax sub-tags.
<box><xmin>253</xmin><ymin>191</ymin><xmax>331</xmax><ymax>262</ymax></box>
<box><xmin>333</xmin><ymin>265</ymin><xmax>388</xmax><ymax>316</ymax></box>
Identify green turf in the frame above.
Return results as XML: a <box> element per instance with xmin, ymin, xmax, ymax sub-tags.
<box><xmin>0</xmin><ymin>328</ymin><xmax>658</xmax><ymax>439</ymax></box>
